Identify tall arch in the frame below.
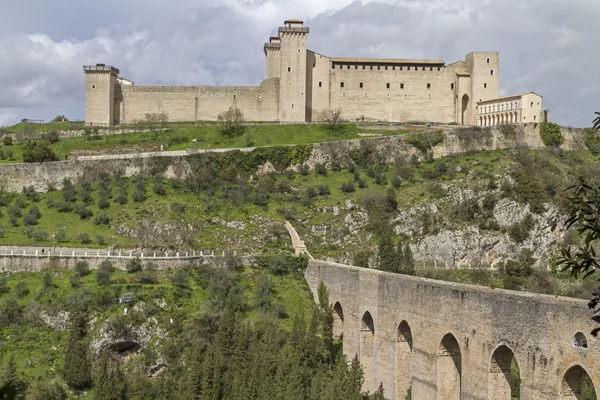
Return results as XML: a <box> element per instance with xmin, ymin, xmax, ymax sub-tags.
<box><xmin>396</xmin><ymin>321</ymin><xmax>413</xmax><ymax>400</ymax></box>
<box><xmin>461</xmin><ymin>94</ymin><xmax>470</xmax><ymax>125</ymax></box>
<box><xmin>333</xmin><ymin>301</ymin><xmax>344</xmax><ymax>339</ymax></box>
<box><xmin>561</xmin><ymin>365</ymin><xmax>597</xmax><ymax>399</ymax></box>
<box><xmin>505</xmin><ymin>113</ymin><xmax>510</xmax><ymax>125</ymax></box>
<box><xmin>437</xmin><ymin>333</ymin><xmax>461</xmax><ymax>399</ymax></box>
<box><xmin>360</xmin><ymin>311</ymin><xmax>375</xmax><ymax>389</ymax></box>
<box><xmin>489</xmin><ymin>345</ymin><xmax>521</xmax><ymax>399</ymax></box>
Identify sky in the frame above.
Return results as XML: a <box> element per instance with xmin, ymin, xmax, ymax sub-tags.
<box><xmin>0</xmin><ymin>0</ymin><xmax>598</xmax><ymax>127</ymax></box>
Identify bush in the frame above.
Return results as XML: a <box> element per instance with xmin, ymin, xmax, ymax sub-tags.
<box><xmin>42</xmin><ymin>271</ymin><xmax>54</xmax><ymax>289</ymax></box>
<box><xmin>126</xmin><ymin>257</ymin><xmax>143</xmax><ymax>273</ymax></box>
<box><xmin>314</xmin><ymin>162</ymin><xmax>328</xmax><ymax>176</ymax></box>
<box><xmin>62</xmin><ymin>179</ymin><xmax>76</xmax><ymax>202</ymax></box>
<box><xmin>32</xmin><ymin>229</ymin><xmax>48</xmax><ymax>241</ymax></box>
<box><xmin>3</xmin><ymin>148</ymin><xmax>13</xmax><ymax>160</ymax></box>
<box><xmin>15</xmin><ymin>282</ymin><xmax>29</xmax><ymax>298</ymax></box>
<box><xmin>97</xmin><ymin>195</ymin><xmax>110</xmax><ymax>210</ymax></box>
<box><xmin>404</xmin><ymin>130</ymin><xmax>444</xmax><ymax>152</ymax></box>
<box><xmin>317</xmin><ymin>184</ymin><xmax>330</xmax><ymax>196</ymax></box>
<box><xmin>0</xmin><ymin>297</ymin><xmax>23</xmax><ymax>325</ymax></box>
<box><xmin>56</xmin><ymin>201</ymin><xmax>74</xmax><ymax>213</ymax></box>
<box><xmin>115</xmin><ymin>187</ymin><xmax>128</xmax><ymax>205</ymax></box>
<box><xmin>93</xmin><ymin>213</ymin><xmax>110</xmax><ymax>225</ymax></box>
<box><xmin>305</xmin><ymin>186</ymin><xmax>318</xmax><ymax>199</ymax></box>
<box><xmin>22</xmin><ymin>186</ymin><xmax>40</xmax><ymax>202</ymax></box>
<box><xmin>8</xmin><ymin>216</ymin><xmax>18</xmax><ymax>227</ymax></box>
<box><xmin>77</xmin><ymin>233</ymin><xmax>92</xmax><ymax>244</ymax></box>
<box><xmin>23</xmin><ymin>141</ymin><xmax>58</xmax><ymax>163</ymax></box>
<box><xmin>96</xmin><ymin>234</ymin><xmax>107</xmax><ymax>245</ymax></box>
<box><xmin>254</xmin><ymin>254</ymin><xmax>308</xmax><ymax>275</ymax></box>
<box><xmin>392</xmin><ymin>174</ymin><xmax>402</xmax><ymax>189</ymax></box>
<box><xmin>170</xmin><ymin>270</ymin><xmax>187</xmax><ymax>287</ymax></box>
<box><xmin>23</xmin><ymin>213</ymin><xmax>37</xmax><ymax>226</ymax></box>
<box><xmin>135</xmin><ymin>270</ymin><xmax>158</xmax><ymax>284</ymax></box>
<box><xmin>153</xmin><ymin>181</ymin><xmax>166</xmax><ymax>196</ymax></box>
<box><xmin>75</xmin><ymin>205</ymin><xmax>93</xmax><ymax>220</ymax></box>
<box><xmin>54</xmin><ymin>229</ymin><xmax>66</xmax><ymax>243</ymax></box>
<box><xmin>75</xmin><ymin>261</ymin><xmax>90</xmax><ymax>277</ymax></box>
<box><xmin>27</xmin><ymin>206</ymin><xmax>41</xmax><ymax>220</ymax></box>
<box><xmin>2</xmin><ymin>136</ymin><xmax>12</xmax><ymax>146</ymax></box>
<box><xmin>539</xmin><ymin>122</ymin><xmax>564</xmax><ymax>147</ymax></box>
<box><xmin>41</xmin><ymin>130</ymin><xmax>60</xmax><ymax>144</ymax></box>
<box><xmin>132</xmin><ymin>189</ymin><xmax>146</xmax><ymax>203</ymax></box>
<box><xmin>507</xmin><ymin>213</ymin><xmax>534</xmax><ymax>243</ymax></box>
<box><xmin>96</xmin><ymin>261</ymin><xmax>113</xmax><ymax>285</ymax></box>
<box><xmin>8</xmin><ymin>205</ymin><xmax>22</xmax><ymax>218</ymax></box>
<box><xmin>14</xmin><ymin>197</ymin><xmax>27</xmax><ymax>209</ymax></box>
<box><xmin>299</xmin><ymin>163</ymin><xmax>310</xmax><ymax>175</ymax></box>
<box><xmin>340</xmin><ymin>181</ymin><xmax>356</xmax><ymax>193</ymax></box>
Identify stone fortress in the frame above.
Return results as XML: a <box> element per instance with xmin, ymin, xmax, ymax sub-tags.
<box><xmin>84</xmin><ymin>19</ymin><xmax>544</xmax><ymax>127</ymax></box>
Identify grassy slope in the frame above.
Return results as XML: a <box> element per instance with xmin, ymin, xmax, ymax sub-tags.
<box><xmin>0</xmin><ymin>123</ymin><xmax>414</xmax><ymax>163</ymax></box>
<box><xmin>0</xmin><ymin>264</ymin><xmax>314</xmax><ymax>396</ymax></box>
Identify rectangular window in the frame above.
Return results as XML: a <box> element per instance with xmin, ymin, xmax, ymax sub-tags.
<box><xmin>422</xmin><ymin>66</ymin><xmax>426</xmax><ymax>71</ymax></box>
<box><xmin>347</xmin><ymin>65</ymin><xmax>350</xmax><ymax>69</ymax></box>
<box><xmin>392</xmin><ymin>66</ymin><xmax>395</xmax><ymax>70</ymax></box>
<box><xmin>318</xmin><ymin>81</ymin><xmax>322</xmax><ymax>87</ymax></box>
<box><xmin>430</xmin><ymin>67</ymin><xmax>433</xmax><ymax>71</ymax></box>
<box><xmin>355</xmin><ymin>65</ymin><xmax>358</xmax><ymax>69</ymax></box>
<box><xmin>484</xmin><ymin>83</ymin><xmax>488</xmax><ymax>88</ymax></box>
<box><xmin>451</xmin><ymin>83</ymin><xmax>455</xmax><ymax>89</ymax></box>
<box><xmin>313</xmin><ymin>63</ymin><xmax>315</xmax><ymax>67</ymax></box>
<box><xmin>400</xmin><ymin>83</ymin><xmax>404</xmax><ymax>89</ymax></box>
<box><xmin>340</xmin><ymin>82</ymin><xmax>344</xmax><ymax>88</ymax></box>
<box><xmin>490</xmin><ymin>69</ymin><xmax>494</xmax><ymax>75</ymax></box>
<box><xmin>370</xmin><ymin>66</ymin><xmax>373</xmax><ymax>70</ymax></box>
<box><xmin>377</xmin><ymin>66</ymin><xmax>381</xmax><ymax>70</ymax></box>
<box><xmin>360</xmin><ymin>82</ymin><xmax>363</xmax><ymax>88</ymax></box>
<box><xmin>287</xmin><ymin>67</ymin><xmax>291</xmax><ymax>72</ymax></box>
<box><xmin>531</xmin><ymin>102</ymin><xmax>534</xmax><ymax>107</ymax></box>
<box><xmin>400</xmin><ymin>66</ymin><xmax>403</xmax><ymax>71</ymax></box>
<box><xmin>362</xmin><ymin>65</ymin><xmax>365</xmax><ymax>70</ymax></box>
<box><xmin>385</xmin><ymin>66</ymin><xmax>388</xmax><ymax>70</ymax></box>
<box><xmin>386</xmin><ymin>83</ymin><xmax>390</xmax><ymax>89</ymax></box>
<box><xmin>427</xmin><ymin>83</ymin><xmax>431</xmax><ymax>89</ymax></box>
<box><xmin>486</xmin><ymin>57</ymin><xmax>490</xmax><ymax>63</ymax></box>
<box><xmin>437</xmin><ymin>67</ymin><xmax>441</xmax><ymax>71</ymax></box>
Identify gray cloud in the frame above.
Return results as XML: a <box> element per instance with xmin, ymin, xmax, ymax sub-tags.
<box><xmin>0</xmin><ymin>0</ymin><xmax>598</xmax><ymax>127</ymax></box>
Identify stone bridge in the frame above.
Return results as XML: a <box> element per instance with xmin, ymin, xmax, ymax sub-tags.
<box><xmin>304</xmin><ymin>259</ymin><xmax>600</xmax><ymax>399</ymax></box>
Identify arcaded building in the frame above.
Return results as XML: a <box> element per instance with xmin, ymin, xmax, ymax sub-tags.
<box><xmin>84</xmin><ymin>19</ymin><xmax>543</xmax><ymax>126</ymax></box>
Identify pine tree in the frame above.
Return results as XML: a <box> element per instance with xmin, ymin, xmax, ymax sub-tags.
<box><xmin>402</xmin><ymin>243</ymin><xmax>415</xmax><ymax>276</ymax></box>
<box><xmin>63</xmin><ymin>308</ymin><xmax>92</xmax><ymax>391</ymax></box>
<box><xmin>377</xmin><ymin>231</ymin><xmax>395</xmax><ymax>272</ymax></box>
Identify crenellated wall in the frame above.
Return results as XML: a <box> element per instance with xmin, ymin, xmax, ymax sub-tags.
<box><xmin>304</xmin><ymin>259</ymin><xmax>600</xmax><ymax>399</ymax></box>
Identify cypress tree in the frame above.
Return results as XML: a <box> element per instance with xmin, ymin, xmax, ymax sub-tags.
<box><xmin>393</xmin><ymin>240</ymin><xmax>405</xmax><ymax>274</ymax></box>
<box><xmin>402</xmin><ymin>243</ymin><xmax>415</xmax><ymax>276</ymax></box>
<box><xmin>63</xmin><ymin>308</ymin><xmax>92</xmax><ymax>391</ymax></box>
<box><xmin>347</xmin><ymin>355</ymin><xmax>364</xmax><ymax>400</ymax></box>
<box><xmin>377</xmin><ymin>231</ymin><xmax>395</xmax><ymax>272</ymax></box>
<box><xmin>317</xmin><ymin>281</ymin><xmax>334</xmax><ymax>364</ymax></box>
<box><xmin>93</xmin><ymin>353</ymin><xmax>127</xmax><ymax>400</ymax></box>
<box><xmin>1</xmin><ymin>355</ymin><xmax>27</xmax><ymax>399</ymax></box>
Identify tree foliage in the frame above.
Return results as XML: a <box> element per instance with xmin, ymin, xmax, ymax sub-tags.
<box><xmin>62</xmin><ymin>307</ymin><xmax>92</xmax><ymax>391</ymax></box>
<box><xmin>23</xmin><ymin>141</ymin><xmax>58</xmax><ymax>163</ymax></box>
<box><xmin>539</xmin><ymin>121</ymin><xmax>564</xmax><ymax>147</ymax></box>
<box><xmin>217</xmin><ymin>107</ymin><xmax>245</xmax><ymax>137</ymax></box>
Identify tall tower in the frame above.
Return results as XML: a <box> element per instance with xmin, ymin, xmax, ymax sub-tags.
<box><xmin>83</xmin><ymin>63</ymin><xmax>119</xmax><ymax>126</ymax></box>
<box><xmin>466</xmin><ymin>52</ymin><xmax>499</xmax><ymax>124</ymax></box>
<box><xmin>264</xmin><ymin>36</ymin><xmax>281</xmax><ymax>79</ymax></box>
<box><xmin>278</xmin><ymin>19</ymin><xmax>309</xmax><ymax>123</ymax></box>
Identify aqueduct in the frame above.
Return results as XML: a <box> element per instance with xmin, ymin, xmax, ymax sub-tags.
<box><xmin>304</xmin><ymin>259</ymin><xmax>600</xmax><ymax>399</ymax></box>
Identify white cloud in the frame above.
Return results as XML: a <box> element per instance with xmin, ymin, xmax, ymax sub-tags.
<box><xmin>0</xmin><ymin>0</ymin><xmax>598</xmax><ymax>127</ymax></box>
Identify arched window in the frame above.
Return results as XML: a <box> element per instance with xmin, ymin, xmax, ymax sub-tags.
<box><xmin>333</xmin><ymin>302</ymin><xmax>344</xmax><ymax>339</ymax></box>
<box><xmin>561</xmin><ymin>365</ymin><xmax>597</xmax><ymax>399</ymax></box>
<box><xmin>438</xmin><ymin>333</ymin><xmax>461</xmax><ymax>399</ymax></box>
<box><xmin>396</xmin><ymin>321</ymin><xmax>413</xmax><ymax>400</ymax></box>
<box><xmin>574</xmin><ymin>332</ymin><xmax>588</xmax><ymax>349</ymax></box>
<box><xmin>361</xmin><ymin>312</ymin><xmax>375</xmax><ymax>389</ymax></box>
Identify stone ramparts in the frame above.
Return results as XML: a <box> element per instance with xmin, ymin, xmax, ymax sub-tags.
<box><xmin>0</xmin><ymin>124</ymin><xmax>586</xmax><ymax>193</ymax></box>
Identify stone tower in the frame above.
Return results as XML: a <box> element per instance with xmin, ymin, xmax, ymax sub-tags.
<box><xmin>264</xmin><ymin>36</ymin><xmax>281</xmax><ymax>79</ymax></box>
<box><xmin>278</xmin><ymin>19</ymin><xmax>309</xmax><ymax>123</ymax></box>
<box><xmin>83</xmin><ymin>64</ymin><xmax>119</xmax><ymax>126</ymax></box>
<box><xmin>466</xmin><ymin>52</ymin><xmax>499</xmax><ymax>124</ymax></box>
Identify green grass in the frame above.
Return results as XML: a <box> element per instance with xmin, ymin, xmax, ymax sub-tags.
<box><xmin>0</xmin><ymin>123</ymin><xmax>426</xmax><ymax>163</ymax></box>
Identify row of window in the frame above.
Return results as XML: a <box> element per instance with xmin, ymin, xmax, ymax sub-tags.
<box><xmin>329</xmin><ymin>82</ymin><xmax>458</xmax><ymax>90</ymax></box>
<box><xmin>480</xmin><ymin>102</ymin><xmax>520</xmax><ymax>114</ymax></box>
<box><xmin>332</xmin><ymin>64</ymin><xmax>444</xmax><ymax>72</ymax></box>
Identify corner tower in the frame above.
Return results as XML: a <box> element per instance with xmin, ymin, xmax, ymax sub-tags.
<box><xmin>466</xmin><ymin>52</ymin><xmax>499</xmax><ymax>124</ymax></box>
<box><xmin>83</xmin><ymin>63</ymin><xmax>119</xmax><ymax>126</ymax></box>
<box><xmin>278</xmin><ymin>19</ymin><xmax>309</xmax><ymax>123</ymax></box>
<box><xmin>264</xmin><ymin>36</ymin><xmax>281</xmax><ymax>79</ymax></box>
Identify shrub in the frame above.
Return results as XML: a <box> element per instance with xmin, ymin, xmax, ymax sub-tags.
<box><xmin>314</xmin><ymin>162</ymin><xmax>328</xmax><ymax>176</ymax></box>
<box><xmin>23</xmin><ymin>141</ymin><xmax>58</xmax><ymax>163</ymax></box>
<box><xmin>135</xmin><ymin>270</ymin><xmax>158</xmax><ymax>284</ymax></box>
<box><xmin>15</xmin><ymin>282</ymin><xmax>29</xmax><ymax>298</ymax></box>
<box><xmin>217</xmin><ymin>106</ymin><xmax>245</xmax><ymax>137</ymax></box>
<box><xmin>392</xmin><ymin>174</ymin><xmax>402</xmax><ymax>189</ymax></box>
<box><xmin>170</xmin><ymin>270</ymin><xmax>187</xmax><ymax>287</ymax></box>
<box><xmin>62</xmin><ymin>179</ymin><xmax>76</xmax><ymax>202</ymax></box>
<box><xmin>97</xmin><ymin>195</ymin><xmax>110</xmax><ymax>210</ymax></box>
<box><xmin>96</xmin><ymin>261</ymin><xmax>113</xmax><ymax>285</ymax></box>
<box><xmin>153</xmin><ymin>181</ymin><xmax>166</xmax><ymax>196</ymax></box>
<box><xmin>14</xmin><ymin>197</ymin><xmax>27</xmax><ymax>209</ymax></box>
<box><xmin>27</xmin><ymin>206</ymin><xmax>41</xmax><ymax>220</ymax></box>
<box><xmin>96</xmin><ymin>234</ymin><xmax>107</xmax><ymax>245</ymax></box>
<box><xmin>8</xmin><ymin>206</ymin><xmax>22</xmax><ymax>218</ymax></box>
<box><xmin>22</xmin><ymin>186</ymin><xmax>40</xmax><ymax>202</ymax></box>
<box><xmin>317</xmin><ymin>184</ymin><xmax>330</xmax><ymax>196</ymax></box>
<box><xmin>357</xmin><ymin>178</ymin><xmax>368</xmax><ymax>189</ymax></box>
<box><xmin>77</xmin><ymin>233</ymin><xmax>92</xmax><ymax>244</ymax></box>
<box><xmin>8</xmin><ymin>216</ymin><xmax>18</xmax><ymax>227</ymax></box>
<box><xmin>255</xmin><ymin>254</ymin><xmax>308</xmax><ymax>275</ymax></box>
<box><xmin>42</xmin><ymin>271</ymin><xmax>54</xmax><ymax>289</ymax></box>
<box><xmin>54</xmin><ymin>229</ymin><xmax>66</xmax><ymax>243</ymax></box>
<box><xmin>507</xmin><ymin>213</ymin><xmax>534</xmax><ymax>243</ymax></box>
<box><xmin>32</xmin><ymin>229</ymin><xmax>48</xmax><ymax>241</ymax></box>
<box><xmin>404</xmin><ymin>130</ymin><xmax>444</xmax><ymax>152</ymax></box>
<box><xmin>299</xmin><ymin>163</ymin><xmax>310</xmax><ymax>175</ymax></box>
<box><xmin>115</xmin><ymin>188</ymin><xmax>128</xmax><ymax>205</ymax></box>
<box><xmin>56</xmin><ymin>201</ymin><xmax>74</xmax><ymax>213</ymax></box>
<box><xmin>126</xmin><ymin>257</ymin><xmax>143</xmax><ymax>273</ymax></box>
<box><xmin>2</xmin><ymin>136</ymin><xmax>12</xmax><ymax>146</ymax></box>
<box><xmin>331</xmin><ymin>161</ymin><xmax>342</xmax><ymax>172</ymax></box>
<box><xmin>0</xmin><ymin>297</ymin><xmax>22</xmax><ymax>325</ymax></box>
<box><xmin>92</xmin><ymin>213</ymin><xmax>110</xmax><ymax>225</ymax></box>
<box><xmin>41</xmin><ymin>130</ymin><xmax>60</xmax><ymax>144</ymax></box>
<box><xmin>75</xmin><ymin>205</ymin><xmax>93</xmax><ymax>220</ymax></box>
<box><xmin>341</xmin><ymin>181</ymin><xmax>356</xmax><ymax>193</ymax></box>
<box><xmin>539</xmin><ymin>122</ymin><xmax>564</xmax><ymax>147</ymax></box>
<box><xmin>305</xmin><ymin>186</ymin><xmax>318</xmax><ymax>199</ymax></box>
<box><xmin>132</xmin><ymin>189</ymin><xmax>146</xmax><ymax>203</ymax></box>
<box><xmin>23</xmin><ymin>213</ymin><xmax>37</xmax><ymax>226</ymax></box>
<box><xmin>3</xmin><ymin>148</ymin><xmax>13</xmax><ymax>160</ymax></box>
<box><xmin>75</xmin><ymin>261</ymin><xmax>89</xmax><ymax>277</ymax></box>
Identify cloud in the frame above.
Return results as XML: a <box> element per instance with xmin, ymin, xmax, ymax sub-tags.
<box><xmin>0</xmin><ymin>0</ymin><xmax>598</xmax><ymax>127</ymax></box>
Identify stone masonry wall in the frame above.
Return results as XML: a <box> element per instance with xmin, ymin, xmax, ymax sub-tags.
<box><xmin>304</xmin><ymin>259</ymin><xmax>600</xmax><ymax>399</ymax></box>
<box><xmin>0</xmin><ymin>125</ymin><xmax>586</xmax><ymax>193</ymax></box>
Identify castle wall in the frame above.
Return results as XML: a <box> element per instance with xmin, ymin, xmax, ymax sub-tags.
<box><xmin>116</xmin><ymin>78</ymin><xmax>279</xmax><ymax>124</ymax></box>
<box><xmin>304</xmin><ymin>259</ymin><xmax>600</xmax><ymax>399</ymax></box>
<box><xmin>306</xmin><ymin>51</ymin><xmax>331</xmax><ymax>122</ymax></box>
<box><xmin>328</xmin><ymin>63</ymin><xmax>458</xmax><ymax>123</ymax></box>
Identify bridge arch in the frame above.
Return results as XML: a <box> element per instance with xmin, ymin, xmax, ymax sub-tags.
<box><xmin>333</xmin><ymin>301</ymin><xmax>343</xmax><ymax>339</ymax></box>
<box><xmin>489</xmin><ymin>344</ymin><xmax>521</xmax><ymax>399</ymax></box>
<box><xmin>561</xmin><ymin>364</ymin><xmax>597</xmax><ymax>399</ymax></box>
<box><xmin>396</xmin><ymin>320</ymin><xmax>413</xmax><ymax>400</ymax></box>
<box><xmin>360</xmin><ymin>311</ymin><xmax>375</xmax><ymax>388</ymax></box>
<box><xmin>437</xmin><ymin>333</ymin><xmax>461</xmax><ymax>399</ymax></box>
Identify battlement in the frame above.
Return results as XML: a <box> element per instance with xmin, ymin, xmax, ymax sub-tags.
<box><xmin>278</xmin><ymin>26</ymin><xmax>310</xmax><ymax>34</ymax></box>
<box><xmin>83</xmin><ymin>64</ymin><xmax>119</xmax><ymax>75</ymax></box>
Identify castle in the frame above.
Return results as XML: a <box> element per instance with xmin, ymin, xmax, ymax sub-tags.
<box><xmin>84</xmin><ymin>19</ymin><xmax>543</xmax><ymax>127</ymax></box>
